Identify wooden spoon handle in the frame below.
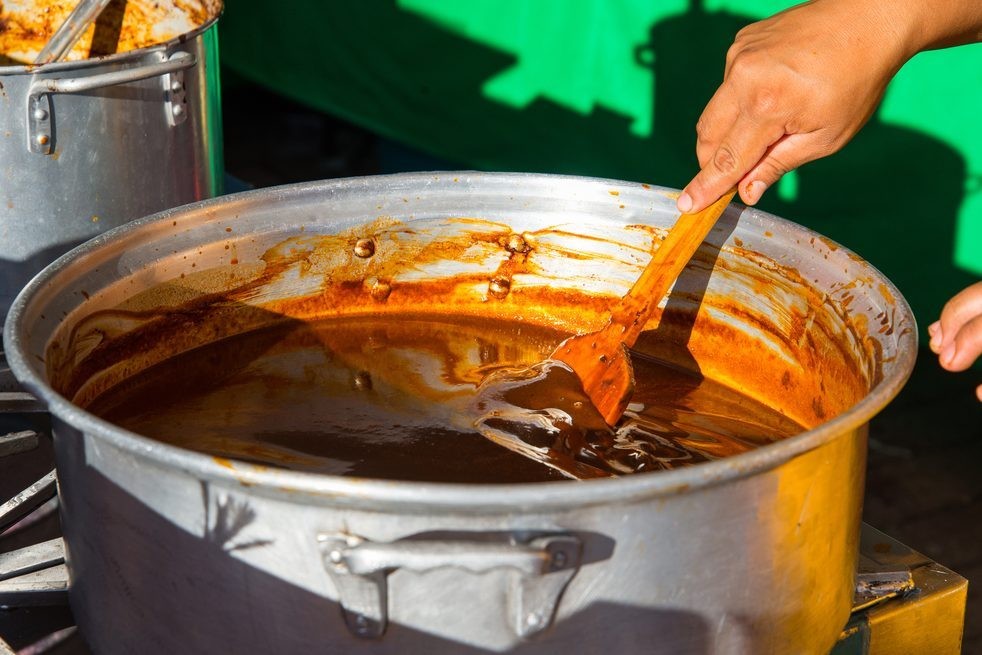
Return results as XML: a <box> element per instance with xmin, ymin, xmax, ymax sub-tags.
<box><xmin>609</xmin><ymin>189</ymin><xmax>737</xmax><ymax>346</ymax></box>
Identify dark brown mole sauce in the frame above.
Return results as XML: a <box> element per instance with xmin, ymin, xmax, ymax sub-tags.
<box><xmin>84</xmin><ymin>315</ymin><xmax>804</xmax><ymax>483</ymax></box>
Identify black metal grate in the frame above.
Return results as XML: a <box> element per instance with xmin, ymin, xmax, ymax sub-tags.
<box><xmin>0</xmin><ymin>350</ymin><xmax>82</xmax><ymax>654</ymax></box>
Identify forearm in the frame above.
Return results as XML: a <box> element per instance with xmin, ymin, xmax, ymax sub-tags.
<box><xmin>888</xmin><ymin>0</ymin><xmax>982</xmax><ymax>56</ymax></box>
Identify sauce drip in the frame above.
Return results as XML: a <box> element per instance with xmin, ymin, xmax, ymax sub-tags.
<box><xmin>85</xmin><ymin>315</ymin><xmax>804</xmax><ymax>483</ymax></box>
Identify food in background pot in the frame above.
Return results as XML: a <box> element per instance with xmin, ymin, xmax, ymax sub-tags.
<box><xmin>0</xmin><ymin>0</ymin><xmax>219</xmax><ymax>63</ymax></box>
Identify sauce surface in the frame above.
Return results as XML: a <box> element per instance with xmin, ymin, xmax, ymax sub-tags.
<box><xmin>85</xmin><ymin>315</ymin><xmax>804</xmax><ymax>483</ymax></box>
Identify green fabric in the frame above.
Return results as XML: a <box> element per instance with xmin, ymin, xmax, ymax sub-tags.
<box><xmin>220</xmin><ymin>0</ymin><xmax>982</xmax><ymax>333</ymax></box>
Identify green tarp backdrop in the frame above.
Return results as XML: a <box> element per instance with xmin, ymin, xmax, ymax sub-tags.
<box><xmin>220</xmin><ymin>0</ymin><xmax>982</xmax><ymax>336</ymax></box>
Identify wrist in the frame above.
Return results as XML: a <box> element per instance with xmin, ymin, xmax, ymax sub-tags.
<box><xmin>862</xmin><ymin>0</ymin><xmax>929</xmax><ymax>66</ymax></box>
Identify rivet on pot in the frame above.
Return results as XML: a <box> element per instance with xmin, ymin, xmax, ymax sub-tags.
<box><xmin>353</xmin><ymin>238</ymin><xmax>376</xmax><ymax>258</ymax></box>
<box><xmin>36</xmin><ymin>134</ymin><xmax>49</xmax><ymax>146</ymax></box>
<box><xmin>33</xmin><ymin>108</ymin><xmax>48</xmax><ymax>121</ymax></box>
<box><xmin>506</xmin><ymin>233</ymin><xmax>531</xmax><ymax>254</ymax></box>
<box><xmin>551</xmin><ymin>550</ymin><xmax>568</xmax><ymax>569</ymax></box>
<box><xmin>488</xmin><ymin>277</ymin><xmax>511</xmax><ymax>299</ymax></box>
<box><xmin>366</xmin><ymin>278</ymin><xmax>392</xmax><ymax>302</ymax></box>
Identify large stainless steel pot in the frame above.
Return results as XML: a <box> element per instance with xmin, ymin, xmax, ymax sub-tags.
<box><xmin>0</xmin><ymin>0</ymin><xmax>224</xmax><ymax>318</ymax></box>
<box><xmin>3</xmin><ymin>173</ymin><xmax>916</xmax><ymax>655</ymax></box>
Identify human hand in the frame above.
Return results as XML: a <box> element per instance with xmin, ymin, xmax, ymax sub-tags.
<box><xmin>677</xmin><ymin>0</ymin><xmax>917</xmax><ymax>213</ymax></box>
<box><xmin>929</xmin><ymin>281</ymin><xmax>982</xmax><ymax>401</ymax></box>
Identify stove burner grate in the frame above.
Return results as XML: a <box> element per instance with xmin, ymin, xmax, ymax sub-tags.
<box><xmin>0</xmin><ymin>351</ymin><xmax>74</xmax><ymax>654</ymax></box>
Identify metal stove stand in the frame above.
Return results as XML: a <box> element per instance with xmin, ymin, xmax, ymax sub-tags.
<box><xmin>0</xmin><ymin>351</ymin><xmax>968</xmax><ymax>654</ymax></box>
<box><xmin>1</xmin><ymin>350</ymin><xmax>76</xmax><ymax>655</ymax></box>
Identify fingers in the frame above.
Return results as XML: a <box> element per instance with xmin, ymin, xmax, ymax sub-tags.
<box><xmin>684</xmin><ymin>127</ymin><xmax>831</xmax><ymax>211</ymax></box>
<box><xmin>736</xmin><ymin>133</ymin><xmax>819</xmax><ymax>205</ymax></box>
<box><xmin>678</xmin><ymin>113</ymin><xmax>785</xmax><ymax>214</ymax></box>
<box><xmin>929</xmin><ymin>281</ymin><xmax>982</xmax><ymax>380</ymax></box>
<box><xmin>939</xmin><ymin>313</ymin><xmax>982</xmax><ymax>372</ymax></box>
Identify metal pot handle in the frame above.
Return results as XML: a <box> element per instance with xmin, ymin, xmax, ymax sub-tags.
<box><xmin>27</xmin><ymin>51</ymin><xmax>196</xmax><ymax>155</ymax></box>
<box><xmin>317</xmin><ymin>532</ymin><xmax>582</xmax><ymax>640</ymax></box>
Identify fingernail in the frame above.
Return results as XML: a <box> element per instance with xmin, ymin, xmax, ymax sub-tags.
<box><xmin>677</xmin><ymin>192</ymin><xmax>693</xmax><ymax>213</ymax></box>
<box><xmin>746</xmin><ymin>181</ymin><xmax>767</xmax><ymax>205</ymax></box>
<box><xmin>940</xmin><ymin>342</ymin><xmax>957</xmax><ymax>367</ymax></box>
<box><xmin>927</xmin><ymin>321</ymin><xmax>939</xmax><ymax>336</ymax></box>
<box><xmin>975</xmin><ymin>384</ymin><xmax>982</xmax><ymax>402</ymax></box>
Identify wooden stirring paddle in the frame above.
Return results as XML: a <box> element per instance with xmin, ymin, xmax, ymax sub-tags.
<box><xmin>551</xmin><ymin>189</ymin><xmax>737</xmax><ymax>426</ymax></box>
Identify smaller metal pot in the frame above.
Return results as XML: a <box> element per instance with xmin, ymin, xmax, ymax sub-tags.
<box><xmin>0</xmin><ymin>0</ymin><xmax>224</xmax><ymax>318</ymax></box>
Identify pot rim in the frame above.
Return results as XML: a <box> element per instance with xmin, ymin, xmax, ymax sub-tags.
<box><xmin>2</xmin><ymin>172</ymin><xmax>917</xmax><ymax>512</ymax></box>
<box><xmin>0</xmin><ymin>3</ymin><xmax>223</xmax><ymax>75</ymax></box>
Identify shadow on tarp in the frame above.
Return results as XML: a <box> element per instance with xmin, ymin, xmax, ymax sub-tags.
<box><xmin>218</xmin><ymin>0</ymin><xmax>977</xmax><ymax>333</ymax></box>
